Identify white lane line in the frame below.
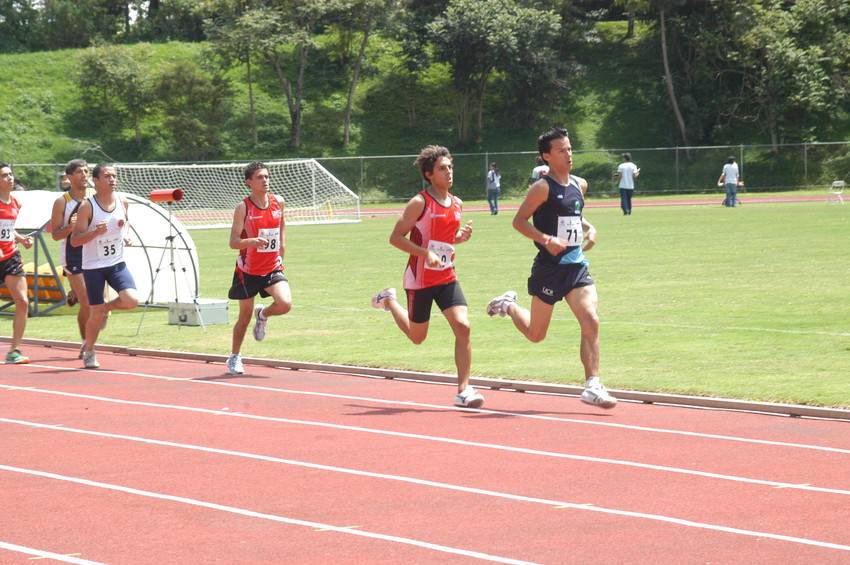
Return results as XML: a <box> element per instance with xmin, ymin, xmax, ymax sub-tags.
<box><xmin>6</xmin><ymin>367</ymin><xmax>850</xmax><ymax>456</ymax></box>
<box><xmin>0</xmin><ymin>542</ymin><xmax>106</xmax><ymax>564</ymax></box>
<box><xmin>0</xmin><ymin>465</ymin><xmax>539</xmax><ymax>565</ymax></box>
<box><xmin>3</xmin><ymin>388</ymin><xmax>850</xmax><ymax>497</ymax></box>
<box><xmin>3</xmin><ymin>455</ymin><xmax>849</xmax><ymax>553</ymax></box>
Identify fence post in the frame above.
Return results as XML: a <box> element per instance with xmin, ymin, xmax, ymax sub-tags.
<box><xmin>803</xmin><ymin>143</ymin><xmax>808</xmax><ymax>188</ymax></box>
<box><xmin>675</xmin><ymin>147</ymin><xmax>680</xmax><ymax>192</ymax></box>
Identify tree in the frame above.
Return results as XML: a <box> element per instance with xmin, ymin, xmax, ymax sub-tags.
<box><xmin>229</xmin><ymin>2</ymin><xmax>340</xmax><ymax>149</ymax></box>
<box><xmin>338</xmin><ymin>0</ymin><xmax>395</xmax><ymax>147</ymax></box>
<box><xmin>155</xmin><ymin>59</ymin><xmax>233</xmax><ymax>160</ymax></box>
<box><xmin>204</xmin><ymin>15</ymin><xmax>261</xmax><ymax>146</ymax></box>
<box><xmin>729</xmin><ymin>0</ymin><xmax>850</xmax><ymax>147</ymax></box>
<box><xmin>428</xmin><ymin>0</ymin><xmax>559</xmax><ymax>144</ymax></box>
<box><xmin>0</xmin><ymin>0</ymin><xmax>40</xmax><ymax>53</ymax></box>
<box><xmin>75</xmin><ymin>44</ymin><xmax>156</xmax><ymax>148</ymax></box>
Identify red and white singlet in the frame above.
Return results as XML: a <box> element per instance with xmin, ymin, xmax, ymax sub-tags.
<box><xmin>403</xmin><ymin>190</ymin><xmax>462</xmax><ymax>290</ymax></box>
<box><xmin>0</xmin><ymin>196</ymin><xmax>21</xmax><ymax>261</ymax></box>
<box><xmin>236</xmin><ymin>196</ymin><xmax>283</xmax><ymax>276</ymax></box>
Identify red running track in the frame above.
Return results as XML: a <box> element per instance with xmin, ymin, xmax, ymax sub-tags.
<box><xmin>2</xmin><ymin>344</ymin><xmax>849</xmax><ymax>564</ymax></box>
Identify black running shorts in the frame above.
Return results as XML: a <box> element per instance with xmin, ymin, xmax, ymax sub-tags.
<box><xmin>405</xmin><ymin>280</ymin><xmax>467</xmax><ymax>324</ymax></box>
<box><xmin>228</xmin><ymin>269</ymin><xmax>287</xmax><ymax>300</ymax></box>
<box><xmin>527</xmin><ymin>260</ymin><xmax>594</xmax><ymax>305</ymax></box>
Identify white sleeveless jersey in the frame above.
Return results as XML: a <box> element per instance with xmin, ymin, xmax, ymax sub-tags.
<box><xmin>82</xmin><ymin>194</ymin><xmax>129</xmax><ymax>270</ymax></box>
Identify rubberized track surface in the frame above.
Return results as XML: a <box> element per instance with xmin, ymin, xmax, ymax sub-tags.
<box><xmin>2</xmin><ymin>343</ymin><xmax>849</xmax><ymax>564</ymax></box>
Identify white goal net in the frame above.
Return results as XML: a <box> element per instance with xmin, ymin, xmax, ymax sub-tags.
<box><xmin>113</xmin><ymin>159</ymin><xmax>360</xmax><ymax>228</ymax></box>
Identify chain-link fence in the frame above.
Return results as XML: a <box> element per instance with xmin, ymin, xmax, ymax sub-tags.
<box><xmin>9</xmin><ymin>141</ymin><xmax>850</xmax><ymax>203</ymax></box>
<box><xmin>316</xmin><ymin>141</ymin><xmax>850</xmax><ymax>202</ymax></box>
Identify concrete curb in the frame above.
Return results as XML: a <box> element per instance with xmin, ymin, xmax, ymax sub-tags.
<box><xmin>12</xmin><ymin>338</ymin><xmax>850</xmax><ymax>422</ymax></box>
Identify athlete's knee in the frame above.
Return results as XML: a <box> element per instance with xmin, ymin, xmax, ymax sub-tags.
<box><xmin>525</xmin><ymin>329</ymin><xmax>547</xmax><ymax>343</ymax></box>
<box><xmin>276</xmin><ymin>299</ymin><xmax>292</xmax><ymax>315</ymax></box>
<box><xmin>578</xmin><ymin>311</ymin><xmax>600</xmax><ymax>333</ymax></box>
<box><xmin>407</xmin><ymin>327</ymin><xmax>428</xmax><ymax>345</ymax></box>
<box><xmin>452</xmin><ymin>316</ymin><xmax>470</xmax><ymax>338</ymax></box>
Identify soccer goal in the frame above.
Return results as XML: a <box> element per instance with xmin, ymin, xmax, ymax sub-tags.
<box><xmin>113</xmin><ymin>159</ymin><xmax>360</xmax><ymax>229</ymax></box>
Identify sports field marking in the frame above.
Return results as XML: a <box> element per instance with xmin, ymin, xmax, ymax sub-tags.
<box><xmin>0</xmin><ymin>464</ymin><xmax>540</xmax><ymax>565</ymax></box>
<box><xmin>299</xmin><ymin>306</ymin><xmax>850</xmax><ymax>337</ymax></box>
<box><xmin>609</xmin><ymin>320</ymin><xmax>850</xmax><ymax>338</ymax></box>
<box><xmin>3</xmin><ymin>438</ymin><xmax>849</xmax><ymax>554</ymax></box>
<box><xmin>7</xmin><ymin>364</ymin><xmax>850</xmax><ymax>455</ymax></box>
<box><xmin>0</xmin><ymin>542</ymin><xmax>105</xmax><ymax>564</ymax></box>
<box><xmin>3</xmin><ymin>387</ymin><xmax>849</xmax><ymax>495</ymax></box>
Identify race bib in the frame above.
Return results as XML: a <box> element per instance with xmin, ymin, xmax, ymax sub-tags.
<box><xmin>425</xmin><ymin>240</ymin><xmax>454</xmax><ymax>270</ymax></box>
<box><xmin>0</xmin><ymin>219</ymin><xmax>14</xmax><ymax>242</ymax></box>
<box><xmin>257</xmin><ymin>227</ymin><xmax>281</xmax><ymax>253</ymax></box>
<box><xmin>557</xmin><ymin>216</ymin><xmax>583</xmax><ymax>247</ymax></box>
<box><xmin>96</xmin><ymin>233</ymin><xmax>124</xmax><ymax>258</ymax></box>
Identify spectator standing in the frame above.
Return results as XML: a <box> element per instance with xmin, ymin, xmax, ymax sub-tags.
<box><xmin>718</xmin><ymin>156</ymin><xmax>741</xmax><ymax>207</ymax></box>
<box><xmin>486</xmin><ymin>162</ymin><xmax>501</xmax><ymax>215</ymax></box>
<box><xmin>616</xmin><ymin>153</ymin><xmax>640</xmax><ymax>215</ymax></box>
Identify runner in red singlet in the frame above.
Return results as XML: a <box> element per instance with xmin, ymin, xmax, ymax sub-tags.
<box><xmin>226</xmin><ymin>161</ymin><xmax>291</xmax><ymax>375</ymax></box>
<box><xmin>371</xmin><ymin>146</ymin><xmax>482</xmax><ymax>408</ymax></box>
<box><xmin>0</xmin><ymin>162</ymin><xmax>33</xmax><ymax>364</ymax></box>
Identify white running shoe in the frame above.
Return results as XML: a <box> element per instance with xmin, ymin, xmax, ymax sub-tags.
<box><xmin>371</xmin><ymin>287</ymin><xmax>396</xmax><ymax>311</ymax></box>
<box><xmin>486</xmin><ymin>291</ymin><xmax>517</xmax><ymax>317</ymax></box>
<box><xmin>79</xmin><ymin>340</ymin><xmax>86</xmax><ymax>359</ymax></box>
<box><xmin>252</xmin><ymin>305</ymin><xmax>267</xmax><ymax>341</ymax></box>
<box><xmin>83</xmin><ymin>351</ymin><xmax>100</xmax><ymax>369</ymax></box>
<box><xmin>580</xmin><ymin>383</ymin><xmax>618</xmax><ymax>409</ymax></box>
<box><xmin>226</xmin><ymin>353</ymin><xmax>244</xmax><ymax>375</ymax></box>
<box><xmin>454</xmin><ymin>386</ymin><xmax>485</xmax><ymax>408</ymax></box>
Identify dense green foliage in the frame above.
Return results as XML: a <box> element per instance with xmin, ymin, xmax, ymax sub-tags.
<box><xmin>1</xmin><ymin>0</ymin><xmax>849</xmax><ymax>192</ymax></box>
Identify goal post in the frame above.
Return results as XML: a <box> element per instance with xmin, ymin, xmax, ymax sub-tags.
<box><xmin>113</xmin><ymin>159</ymin><xmax>360</xmax><ymax>229</ymax></box>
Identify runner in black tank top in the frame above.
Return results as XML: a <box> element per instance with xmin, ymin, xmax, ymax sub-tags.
<box><xmin>486</xmin><ymin>127</ymin><xmax>617</xmax><ymax>410</ymax></box>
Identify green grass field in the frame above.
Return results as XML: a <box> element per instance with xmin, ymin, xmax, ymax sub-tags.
<box><xmin>9</xmin><ymin>197</ymin><xmax>849</xmax><ymax>408</ymax></box>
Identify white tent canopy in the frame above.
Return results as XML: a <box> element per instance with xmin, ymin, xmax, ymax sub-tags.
<box><xmin>13</xmin><ymin>190</ymin><xmax>200</xmax><ymax>304</ymax></box>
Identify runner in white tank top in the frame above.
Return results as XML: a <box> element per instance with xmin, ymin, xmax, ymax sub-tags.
<box><xmin>81</xmin><ymin>192</ymin><xmax>129</xmax><ymax>270</ymax></box>
<box><xmin>70</xmin><ymin>163</ymin><xmax>139</xmax><ymax>369</ymax></box>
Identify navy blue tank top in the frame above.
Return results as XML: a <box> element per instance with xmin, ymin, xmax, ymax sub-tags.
<box><xmin>532</xmin><ymin>174</ymin><xmax>587</xmax><ymax>266</ymax></box>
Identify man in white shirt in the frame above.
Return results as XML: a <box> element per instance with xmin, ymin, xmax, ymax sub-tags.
<box><xmin>615</xmin><ymin>152</ymin><xmax>640</xmax><ymax>215</ymax></box>
<box><xmin>718</xmin><ymin>156</ymin><xmax>741</xmax><ymax>207</ymax></box>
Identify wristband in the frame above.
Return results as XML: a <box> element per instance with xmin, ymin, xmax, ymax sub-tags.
<box><xmin>542</xmin><ymin>235</ymin><xmax>551</xmax><ymax>246</ymax></box>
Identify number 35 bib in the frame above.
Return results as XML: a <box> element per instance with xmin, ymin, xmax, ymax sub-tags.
<box><xmin>96</xmin><ymin>232</ymin><xmax>124</xmax><ymax>258</ymax></box>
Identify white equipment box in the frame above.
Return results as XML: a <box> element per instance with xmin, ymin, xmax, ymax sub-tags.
<box><xmin>168</xmin><ymin>299</ymin><xmax>229</xmax><ymax>327</ymax></box>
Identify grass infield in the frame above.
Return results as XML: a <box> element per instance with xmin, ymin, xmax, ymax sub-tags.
<box><xmin>8</xmin><ymin>196</ymin><xmax>849</xmax><ymax>408</ymax></box>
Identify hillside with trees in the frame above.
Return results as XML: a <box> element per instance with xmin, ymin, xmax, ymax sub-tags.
<box><xmin>2</xmin><ymin>0</ymin><xmax>849</xmax><ymax>193</ymax></box>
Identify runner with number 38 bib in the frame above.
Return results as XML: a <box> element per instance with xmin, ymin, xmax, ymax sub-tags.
<box><xmin>225</xmin><ymin>161</ymin><xmax>292</xmax><ymax>375</ymax></box>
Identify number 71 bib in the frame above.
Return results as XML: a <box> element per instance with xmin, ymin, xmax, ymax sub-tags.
<box><xmin>557</xmin><ymin>216</ymin><xmax>582</xmax><ymax>247</ymax></box>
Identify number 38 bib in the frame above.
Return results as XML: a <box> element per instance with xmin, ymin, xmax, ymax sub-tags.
<box><xmin>257</xmin><ymin>227</ymin><xmax>280</xmax><ymax>253</ymax></box>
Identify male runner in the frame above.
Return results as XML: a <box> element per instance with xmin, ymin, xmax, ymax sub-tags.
<box><xmin>487</xmin><ymin>127</ymin><xmax>617</xmax><ymax>409</ymax></box>
<box><xmin>371</xmin><ymin>145</ymin><xmax>481</xmax><ymax>408</ymax></box>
